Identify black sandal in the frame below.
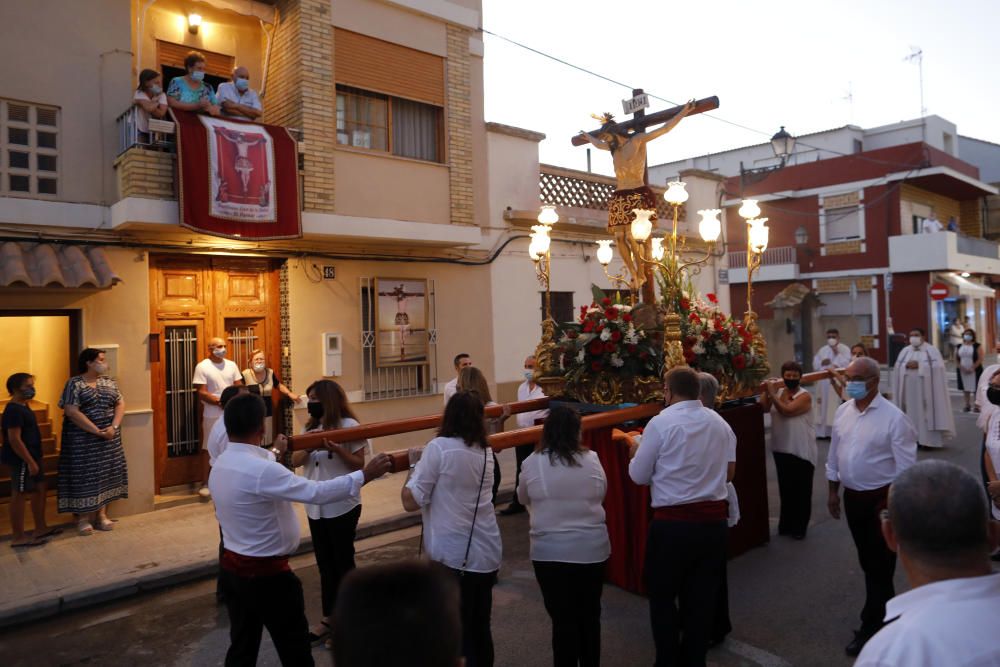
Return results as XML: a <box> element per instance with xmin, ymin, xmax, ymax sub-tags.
<box><xmin>308</xmin><ymin>621</ymin><xmax>331</xmax><ymax>644</ymax></box>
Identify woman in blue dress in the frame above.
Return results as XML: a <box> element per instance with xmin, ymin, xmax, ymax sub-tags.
<box><xmin>58</xmin><ymin>348</ymin><xmax>128</xmax><ymax>535</ymax></box>
<box><xmin>166</xmin><ymin>50</ymin><xmax>221</xmax><ymax>117</ymax></box>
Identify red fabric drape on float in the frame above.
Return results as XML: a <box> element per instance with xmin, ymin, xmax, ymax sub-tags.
<box><xmin>171</xmin><ymin>109</ymin><xmax>302</xmax><ymax>240</ymax></box>
<box><xmin>591</xmin><ymin>402</ymin><xmax>768</xmax><ymax>595</ymax></box>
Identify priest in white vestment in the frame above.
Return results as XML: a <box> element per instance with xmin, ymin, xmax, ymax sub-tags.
<box><xmin>892</xmin><ymin>328</ymin><xmax>955</xmax><ymax>448</ymax></box>
<box><xmin>812</xmin><ymin>329</ymin><xmax>852</xmax><ymax>438</ymax></box>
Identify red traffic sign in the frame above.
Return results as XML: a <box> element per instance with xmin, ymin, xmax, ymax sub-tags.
<box><xmin>929</xmin><ymin>282</ymin><xmax>949</xmax><ymax>300</ymax></box>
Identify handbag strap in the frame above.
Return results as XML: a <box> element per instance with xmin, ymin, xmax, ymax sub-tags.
<box><xmin>460</xmin><ymin>444</ymin><xmax>488</xmax><ymax>573</ymax></box>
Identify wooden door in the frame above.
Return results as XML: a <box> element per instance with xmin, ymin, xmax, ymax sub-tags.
<box><xmin>150</xmin><ymin>255</ymin><xmax>282</xmax><ymax>492</ymax></box>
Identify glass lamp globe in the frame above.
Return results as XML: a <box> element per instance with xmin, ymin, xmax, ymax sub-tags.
<box><xmin>651</xmin><ymin>237</ymin><xmax>665</xmax><ymax>261</ymax></box>
<box><xmin>528</xmin><ymin>235</ymin><xmax>542</xmax><ymax>261</ymax></box>
<box><xmin>630</xmin><ymin>209</ymin><xmax>655</xmax><ymax>242</ymax></box>
<box><xmin>664</xmin><ymin>181</ymin><xmax>689</xmax><ymax>205</ymax></box>
<box><xmin>748</xmin><ymin>218</ymin><xmax>770</xmax><ymax>253</ymax></box>
<box><xmin>697</xmin><ymin>209</ymin><xmax>722</xmax><ymax>243</ymax></box>
<box><xmin>595</xmin><ymin>240</ymin><xmax>614</xmax><ymax>266</ymax></box>
<box><xmin>738</xmin><ymin>199</ymin><xmax>761</xmax><ymax>220</ymax></box>
<box><xmin>537</xmin><ymin>204</ymin><xmax>559</xmax><ymax>226</ymax></box>
<box><xmin>530</xmin><ymin>225</ymin><xmax>551</xmax><ymax>255</ymax></box>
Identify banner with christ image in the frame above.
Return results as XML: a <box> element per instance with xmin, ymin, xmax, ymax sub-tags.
<box><xmin>375</xmin><ymin>278</ymin><xmax>429</xmax><ymax>367</ymax></box>
<box><xmin>171</xmin><ymin>109</ymin><xmax>301</xmax><ymax>240</ymax></box>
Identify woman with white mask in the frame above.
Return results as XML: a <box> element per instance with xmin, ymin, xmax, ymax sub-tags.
<box><xmin>241</xmin><ymin>349</ymin><xmax>300</xmax><ymax>445</ymax></box>
<box><xmin>955</xmin><ymin>329</ymin><xmax>983</xmax><ymax>413</ymax></box>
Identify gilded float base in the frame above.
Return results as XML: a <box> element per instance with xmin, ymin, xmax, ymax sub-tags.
<box><xmin>562</xmin><ymin>373</ymin><xmax>663</xmax><ymax>406</ymax></box>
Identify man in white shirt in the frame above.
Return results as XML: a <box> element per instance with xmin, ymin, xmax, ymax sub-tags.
<box><xmin>193</xmin><ymin>337</ymin><xmax>243</xmax><ymax>497</ymax></box>
<box><xmin>826</xmin><ymin>356</ymin><xmax>917</xmax><ymax>656</ymax></box>
<box><xmin>629</xmin><ymin>367</ymin><xmax>736</xmax><ymax>667</ymax></box>
<box><xmin>217</xmin><ymin>66</ymin><xmax>263</xmax><ymax>121</ymax></box>
<box><xmin>210</xmin><ymin>393</ymin><xmax>391</xmax><ymax>666</ymax></box>
<box><xmin>500</xmin><ymin>355</ymin><xmax>549</xmax><ymax>516</ymax></box>
<box><xmin>921</xmin><ymin>212</ymin><xmax>943</xmax><ymax>234</ymax></box>
<box><xmin>442</xmin><ymin>353</ymin><xmax>472</xmax><ymax>405</ymax></box>
<box><xmin>856</xmin><ymin>460</ymin><xmax>1000</xmax><ymax>667</ymax></box>
<box><xmin>891</xmin><ymin>327</ymin><xmax>954</xmax><ymax>448</ymax></box>
<box><xmin>813</xmin><ymin>328</ymin><xmax>852</xmax><ymax>438</ymax></box>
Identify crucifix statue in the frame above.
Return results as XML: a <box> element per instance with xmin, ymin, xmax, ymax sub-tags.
<box><xmin>573</xmin><ymin>93</ymin><xmax>719</xmax><ymax>303</ymax></box>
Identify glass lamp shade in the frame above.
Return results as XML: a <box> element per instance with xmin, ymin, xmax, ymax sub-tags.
<box><xmin>663</xmin><ymin>181</ymin><xmax>689</xmax><ymax>205</ymax></box>
<box><xmin>537</xmin><ymin>204</ymin><xmax>559</xmax><ymax>226</ymax></box>
<box><xmin>748</xmin><ymin>218</ymin><xmax>770</xmax><ymax>253</ymax></box>
<box><xmin>630</xmin><ymin>209</ymin><xmax>655</xmax><ymax>242</ymax></box>
<box><xmin>771</xmin><ymin>126</ymin><xmax>795</xmax><ymax>159</ymax></box>
<box><xmin>697</xmin><ymin>209</ymin><xmax>722</xmax><ymax>243</ymax></box>
<box><xmin>650</xmin><ymin>237</ymin><xmax>665</xmax><ymax>261</ymax></box>
<box><xmin>738</xmin><ymin>199</ymin><xmax>761</xmax><ymax>220</ymax></box>
<box><xmin>529</xmin><ymin>225</ymin><xmax>551</xmax><ymax>255</ymax></box>
<box><xmin>596</xmin><ymin>239</ymin><xmax>614</xmax><ymax>266</ymax></box>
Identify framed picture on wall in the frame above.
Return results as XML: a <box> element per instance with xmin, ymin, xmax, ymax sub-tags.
<box><xmin>374</xmin><ymin>278</ymin><xmax>429</xmax><ymax>367</ymax></box>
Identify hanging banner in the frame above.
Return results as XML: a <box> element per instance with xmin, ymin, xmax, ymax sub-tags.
<box><xmin>171</xmin><ymin>109</ymin><xmax>301</xmax><ymax>240</ymax></box>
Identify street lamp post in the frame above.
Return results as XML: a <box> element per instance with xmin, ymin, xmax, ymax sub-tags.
<box><xmin>529</xmin><ymin>206</ymin><xmax>560</xmax><ymax>378</ymax></box>
<box><xmin>738</xmin><ymin>198</ymin><xmax>770</xmax><ymax>364</ymax></box>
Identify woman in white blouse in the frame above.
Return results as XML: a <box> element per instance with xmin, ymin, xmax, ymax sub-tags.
<box><xmin>518</xmin><ymin>406</ymin><xmax>610</xmax><ymax>667</ymax></box>
<box><xmin>457</xmin><ymin>366</ymin><xmax>510</xmax><ymax>504</ymax></box>
<box><xmin>981</xmin><ymin>369</ymin><xmax>1000</xmax><ymax>528</ymax></box>
<box><xmin>759</xmin><ymin>360</ymin><xmax>815</xmax><ymax>539</ymax></box>
<box><xmin>290</xmin><ymin>380</ymin><xmax>368</xmax><ymax>648</ymax></box>
<box><xmin>402</xmin><ymin>391</ymin><xmax>502</xmax><ymax>667</ymax></box>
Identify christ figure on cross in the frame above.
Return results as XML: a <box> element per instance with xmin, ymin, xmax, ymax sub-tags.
<box><xmin>577</xmin><ymin>99</ymin><xmax>697</xmax><ymax>293</ymax></box>
<box><xmin>216</xmin><ymin>128</ymin><xmax>268</xmax><ymax>195</ymax></box>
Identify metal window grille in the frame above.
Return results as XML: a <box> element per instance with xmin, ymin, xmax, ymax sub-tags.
<box><xmin>360</xmin><ymin>277</ymin><xmax>437</xmax><ymax>401</ymax></box>
<box><xmin>164</xmin><ymin>326</ymin><xmax>200</xmax><ymax>457</ymax></box>
<box><xmin>0</xmin><ymin>99</ymin><xmax>59</xmax><ymax>197</ymax></box>
<box><xmin>227</xmin><ymin>325</ymin><xmax>260</xmax><ymax>375</ymax></box>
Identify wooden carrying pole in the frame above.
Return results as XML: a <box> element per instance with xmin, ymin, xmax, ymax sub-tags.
<box><xmin>288</xmin><ymin>368</ymin><xmax>841</xmax><ymax>473</ymax></box>
<box><xmin>570</xmin><ymin>96</ymin><xmax>720</xmax><ymax>146</ymax></box>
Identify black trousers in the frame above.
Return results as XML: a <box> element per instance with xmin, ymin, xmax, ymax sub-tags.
<box><xmin>532</xmin><ymin>560</ymin><xmax>606</xmax><ymax>667</ymax></box>
<box><xmin>220</xmin><ymin>568</ymin><xmax>314</xmax><ymax>667</ymax></box>
<box><xmin>509</xmin><ymin>444</ymin><xmax>534</xmax><ymax>507</ymax></box>
<box><xmin>447</xmin><ymin>568</ymin><xmax>497</xmax><ymax>667</ymax></box>
<box><xmin>307</xmin><ymin>504</ymin><xmax>362</xmax><ymax>617</ymax></box>
<box><xmin>772</xmin><ymin>452</ymin><xmax>814</xmax><ymax>537</ymax></box>
<box><xmin>843</xmin><ymin>485</ymin><xmax>895</xmax><ymax>636</ymax></box>
<box><xmin>645</xmin><ymin>519</ymin><xmax>728</xmax><ymax>667</ymax></box>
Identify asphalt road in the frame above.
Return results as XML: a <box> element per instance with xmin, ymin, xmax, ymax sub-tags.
<box><xmin>1</xmin><ymin>394</ymin><xmax>994</xmax><ymax>667</ymax></box>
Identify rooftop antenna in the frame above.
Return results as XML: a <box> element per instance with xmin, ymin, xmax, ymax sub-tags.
<box><xmin>841</xmin><ymin>81</ymin><xmax>854</xmax><ymax>125</ymax></box>
<box><xmin>904</xmin><ymin>46</ymin><xmax>926</xmax><ymax>143</ymax></box>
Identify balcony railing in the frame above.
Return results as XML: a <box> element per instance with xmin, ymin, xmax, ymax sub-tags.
<box><xmin>539</xmin><ymin>164</ymin><xmax>675</xmax><ymax>219</ymax></box>
<box><xmin>116</xmin><ymin>106</ymin><xmax>176</xmax><ymax>155</ymax></box>
<box><xmin>956</xmin><ymin>234</ymin><xmax>1000</xmax><ymax>259</ymax></box>
<box><xmin>727</xmin><ymin>245</ymin><xmax>797</xmax><ymax>269</ymax></box>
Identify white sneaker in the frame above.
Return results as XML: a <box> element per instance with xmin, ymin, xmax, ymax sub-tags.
<box><xmin>198</xmin><ymin>486</ymin><xmax>211</xmax><ymax>499</ymax></box>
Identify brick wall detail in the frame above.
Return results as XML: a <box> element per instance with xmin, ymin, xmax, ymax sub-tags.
<box><xmin>113</xmin><ymin>148</ymin><xmax>175</xmax><ymax>200</ymax></box>
<box><xmin>446</xmin><ymin>25</ymin><xmax>474</xmax><ymax>227</ymax></box>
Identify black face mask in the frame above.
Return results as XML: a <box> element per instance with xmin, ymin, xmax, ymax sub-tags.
<box><xmin>307</xmin><ymin>402</ymin><xmax>324</xmax><ymax>419</ymax></box>
<box><xmin>988</xmin><ymin>386</ymin><xmax>1000</xmax><ymax>407</ymax></box>
<box><xmin>784</xmin><ymin>379</ymin><xmax>800</xmax><ymax>391</ymax></box>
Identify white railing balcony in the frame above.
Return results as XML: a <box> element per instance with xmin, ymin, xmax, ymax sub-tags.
<box><xmin>889</xmin><ymin>231</ymin><xmax>1000</xmax><ymax>274</ymax></box>
<box><xmin>726</xmin><ymin>245</ymin><xmax>799</xmax><ymax>283</ymax></box>
<box><xmin>116</xmin><ymin>106</ymin><xmax>176</xmax><ymax>155</ymax></box>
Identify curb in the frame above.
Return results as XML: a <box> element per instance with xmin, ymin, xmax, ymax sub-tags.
<box><xmin>0</xmin><ymin>490</ymin><xmax>514</xmax><ymax>629</ymax></box>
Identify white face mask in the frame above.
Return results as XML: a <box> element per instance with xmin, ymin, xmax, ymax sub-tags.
<box><xmin>523</xmin><ymin>369</ymin><xmax>534</xmax><ymax>381</ymax></box>
<box><xmin>910</xmin><ymin>336</ymin><xmax>922</xmax><ymax>347</ymax></box>
<box><xmin>93</xmin><ymin>362</ymin><xmax>109</xmax><ymax>374</ymax></box>
<box><xmin>827</xmin><ymin>338</ymin><xmax>838</xmax><ymax>347</ymax></box>
<box><xmin>253</xmin><ymin>362</ymin><xmax>266</xmax><ymax>371</ymax></box>
<box><xmin>212</xmin><ymin>346</ymin><xmax>226</xmax><ymax>359</ymax></box>
<box><xmin>963</xmin><ymin>335</ymin><xmax>973</xmax><ymax>342</ymax></box>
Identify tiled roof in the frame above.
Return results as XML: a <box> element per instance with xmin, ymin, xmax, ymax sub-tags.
<box><xmin>0</xmin><ymin>242</ymin><xmax>122</xmax><ymax>288</ymax></box>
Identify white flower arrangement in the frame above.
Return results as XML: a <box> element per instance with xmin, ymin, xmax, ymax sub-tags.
<box><xmin>610</xmin><ymin>353</ymin><xmax>625</xmax><ymax>368</ymax></box>
<box><xmin>600</xmin><ymin>328</ymin><xmax>612</xmax><ymax>342</ymax></box>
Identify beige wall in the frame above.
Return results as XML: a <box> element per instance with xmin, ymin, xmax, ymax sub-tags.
<box><xmin>332</xmin><ymin>150</ymin><xmax>451</xmax><ymax>223</ymax></box>
<box><xmin>0</xmin><ymin>0</ymin><xmax>131</xmax><ymax>205</ymax></box>
<box><xmin>287</xmin><ymin>255</ymin><xmax>495</xmax><ymax>451</ymax></box>
<box><xmin>0</xmin><ymin>248</ymin><xmax>154</xmax><ymax>515</ymax></box>
<box><xmin>332</xmin><ymin>0</ymin><xmax>447</xmax><ymax>56</ymax></box>
<box><xmin>0</xmin><ymin>316</ymin><xmax>68</xmax><ymax>437</ymax></box>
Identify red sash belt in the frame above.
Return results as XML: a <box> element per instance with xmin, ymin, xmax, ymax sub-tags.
<box><xmin>221</xmin><ymin>549</ymin><xmax>291</xmax><ymax>577</ymax></box>
<box><xmin>653</xmin><ymin>500</ymin><xmax>728</xmax><ymax>522</ymax></box>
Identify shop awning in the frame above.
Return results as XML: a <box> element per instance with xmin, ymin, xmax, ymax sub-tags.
<box><xmin>0</xmin><ymin>242</ymin><xmax>122</xmax><ymax>288</ymax></box>
<box><xmin>938</xmin><ymin>272</ymin><xmax>995</xmax><ymax>299</ymax></box>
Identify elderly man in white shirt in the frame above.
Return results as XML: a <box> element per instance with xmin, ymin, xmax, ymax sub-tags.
<box><xmin>209</xmin><ymin>393</ymin><xmax>391</xmax><ymax>666</ymax></box>
<box><xmin>216</xmin><ymin>66</ymin><xmax>263</xmax><ymax>121</ymax></box>
<box><xmin>856</xmin><ymin>460</ymin><xmax>1000</xmax><ymax>667</ymax></box>
<box><xmin>442</xmin><ymin>353</ymin><xmax>472</xmax><ymax>405</ymax></box>
<box><xmin>629</xmin><ymin>367</ymin><xmax>736</xmax><ymax>667</ymax></box>
<box><xmin>826</xmin><ymin>356</ymin><xmax>917</xmax><ymax>657</ymax></box>
<box><xmin>500</xmin><ymin>355</ymin><xmax>550</xmax><ymax>516</ymax></box>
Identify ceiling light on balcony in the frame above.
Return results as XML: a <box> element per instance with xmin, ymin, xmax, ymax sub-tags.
<box><xmin>188</xmin><ymin>13</ymin><xmax>202</xmax><ymax>34</ymax></box>
<box><xmin>961</xmin><ymin>272</ymin><xmax>971</xmax><ymax>278</ymax></box>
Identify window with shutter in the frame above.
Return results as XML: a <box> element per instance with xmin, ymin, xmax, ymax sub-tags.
<box><xmin>0</xmin><ymin>99</ymin><xmax>59</xmax><ymax>197</ymax></box>
<box><xmin>824</xmin><ymin>205</ymin><xmax>861</xmax><ymax>241</ymax></box>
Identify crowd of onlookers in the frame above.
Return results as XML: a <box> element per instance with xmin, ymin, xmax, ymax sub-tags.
<box><xmin>5</xmin><ymin>335</ymin><xmax>1000</xmax><ymax>666</ymax></box>
<box><xmin>132</xmin><ymin>50</ymin><xmax>263</xmax><ymax>138</ymax></box>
